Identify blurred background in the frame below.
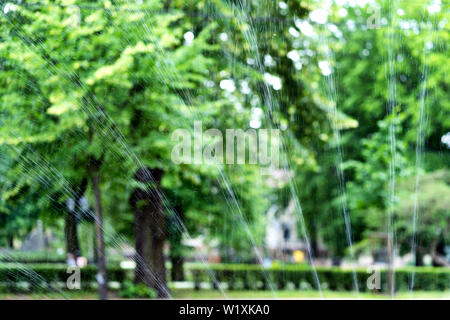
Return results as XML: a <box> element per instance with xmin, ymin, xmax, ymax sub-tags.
<box><xmin>0</xmin><ymin>0</ymin><xmax>448</xmax><ymax>299</ymax></box>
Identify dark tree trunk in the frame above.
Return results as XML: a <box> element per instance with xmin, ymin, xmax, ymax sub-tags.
<box><xmin>92</xmin><ymin>226</ymin><xmax>98</xmax><ymax>264</ymax></box>
<box><xmin>65</xmin><ymin>179</ymin><xmax>88</xmax><ymax>260</ymax></box>
<box><xmin>7</xmin><ymin>236</ymin><xmax>14</xmax><ymax>249</ymax></box>
<box><xmin>430</xmin><ymin>239</ymin><xmax>449</xmax><ymax>267</ymax></box>
<box><xmin>150</xmin><ymin>204</ymin><xmax>169</xmax><ymax>298</ymax></box>
<box><xmin>307</xmin><ymin>184</ymin><xmax>320</xmax><ymax>259</ymax></box>
<box><xmin>415</xmin><ymin>249</ymin><xmax>424</xmax><ymax>266</ymax></box>
<box><xmin>331</xmin><ymin>257</ymin><xmax>342</xmax><ymax>266</ymax></box>
<box><xmin>65</xmin><ymin>212</ymin><xmax>80</xmax><ymax>259</ymax></box>
<box><xmin>169</xmin><ymin>205</ymin><xmax>185</xmax><ymax>282</ymax></box>
<box><xmin>305</xmin><ymin>208</ymin><xmax>319</xmax><ymax>259</ymax></box>
<box><xmin>132</xmin><ymin>189</ymin><xmax>153</xmax><ymax>286</ymax></box>
<box><xmin>130</xmin><ymin>167</ymin><xmax>168</xmax><ymax>298</ymax></box>
<box><xmin>91</xmin><ymin>159</ymin><xmax>108</xmax><ymax>300</ymax></box>
<box><xmin>310</xmin><ymin>221</ymin><xmax>319</xmax><ymax>259</ymax></box>
<box><xmin>170</xmin><ymin>256</ymin><xmax>185</xmax><ymax>282</ymax></box>
<box><xmin>151</xmin><ymin>220</ymin><xmax>168</xmax><ymax>297</ymax></box>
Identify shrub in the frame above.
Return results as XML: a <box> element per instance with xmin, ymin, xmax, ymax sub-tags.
<box><xmin>0</xmin><ymin>251</ymin><xmax>65</xmax><ymax>264</ymax></box>
<box><xmin>186</xmin><ymin>263</ymin><xmax>450</xmax><ymax>293</ymax></box>
<box><xmin>118</xmin><ymin>280</ymin><xmax>157</xmax><ymax>299</ymax></box>
<box><xmin>0</xmin><ymin>262</ymin><xmax>448</xmax><ymax>294</ymax></box>
<box><xmin>0</xmin><ymin>263</ymin><xmax>128</xmax><ymax>292</ymax></box>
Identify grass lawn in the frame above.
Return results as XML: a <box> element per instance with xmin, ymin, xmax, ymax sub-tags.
<box><xmin>171</xmin><ymin>289</ymin><xmax>450</xmax><ymax>299</ymax></box>
<box><xmin>1</xmin><ymin>290</ymin><xmax>449</xmax><ymax>299</ymax></box>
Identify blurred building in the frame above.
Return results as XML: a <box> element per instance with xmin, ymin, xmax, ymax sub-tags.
<box><xmin>266</xmin><ymin>200</ymin><xmax>308</xmax><ymax>261</ymax></box>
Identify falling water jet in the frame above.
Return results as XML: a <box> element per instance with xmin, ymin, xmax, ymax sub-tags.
<box><xmin>386</xmin><ymin>0</ymin><xmax>400</xmax><ymax>298</ymax></box>
<box><xmin>6</xmin><ymin>142</ymin><xmax>173</xmax><ymax>298</ymax></box>
<box><xmin>317</xmin><ymin>28</ymin><xmax>360</xmax><ymax>292</ymax></box>
<box><xmin>0</xmin><ymin>254</ymin><xmax>69</xmax><ymax>299</ymax></box>
<box><xmin>222</xmin><ymin>0</ymin><xmax>324</xmax><ymax>293</ymax></box>
<box><xmin>410</xmin><ymin>7</ymin><xmax>436</xmax><ymax>291</ymax></box>
<box><xmin>2</xmin><ymin>17</ymin><xmax>228</xmax><ymax>297</ymax></box>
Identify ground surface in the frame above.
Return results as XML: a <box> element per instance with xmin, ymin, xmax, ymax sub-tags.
<box><xmin>1</xmin><ymin>290</ymin><xmax>449</xmax><ymax>299</ymax></box>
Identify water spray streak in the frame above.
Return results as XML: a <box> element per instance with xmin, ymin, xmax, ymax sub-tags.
<box><xmin>0</xmin><ymin>255</ymin><xmax>69</xmax><ymax>299</ymax></box>
<box><xmin>386</xmin><ymin>0</ymin><xmax>399</xmax><ymax>298</ymax></box>
<box><xmin>318</xmin><ymin>25</ymin><xmax>360</xmax><ymax>294</ymax></box>
<box><xmin>3</xmin><ymin>10</ymin><xmax>228</xmax><ymax>296</ymax></box>
<box><xmin>227</xmin><ymin>0</ymin><xmax>323</xmax><ymax>293</ymax></box>
<box><xmin>410</xmin><ymin>8</ymin><xmax>436</xmax><ymax>290</ymax></box>
<box><xmin>6</xmin><ymin>142</ymin><xmax>173</xmax><ymax>298</ymax></box>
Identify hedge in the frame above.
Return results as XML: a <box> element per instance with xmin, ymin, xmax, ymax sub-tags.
<box><xmin>187</xmin><ymin>264</ymin><xmax>450</xmax><ymax>292</ymax></box>
<box><xmin>0</xmin><ymin>263</ymin><xmax>448</xmax><ymax>293</ymax></box>
<box><xmin>0</xmin><ymin>251</ymin><xmax>123</xmax><ymax>264</ymax></box>
<box><xmin>0</xmin><ymin>264</ymin><xmax>128</xmax><ymax>293</ymax></box>
<box><xmin>0</xmin><ymin>251</ymin><xmax>66</xmax><ymax>264</ymax></box>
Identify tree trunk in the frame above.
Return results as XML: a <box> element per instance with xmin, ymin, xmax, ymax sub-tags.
<box><xmin>132</xmin><ymin>189</ymin><xmax>153</xmax><ymax>286</ymax></box>
<box><xmin>149</xmin><ymin>205</ymin><xmax>168</xmax><ymax>298</ymax></box>
<box><xmin>65</xmin><ymin>212</ymin><xmax>80</xmax><ymax>259</ymax></box>
<box><xmin>331</xmin><ymin>257</ymin><xmax>342</xmax><ymax>266</ymax></box>
<box><xmin>169</xmin><ymin>206</ymin><xmax>185</xmax><ymax>282</ymax></box>
<box><xmin>7</xmin><ymin>236</ymin><xmax>14</xmax><ymax>249</ymax></box>
<box><xmin>170</xmin><ymin>256</ymin><xmax>184</xmax><ymax>282</ymax></box>
<box><xmin>65</xmin><ymin>179</ymin><xmax>88</xmax><ymax>261</ymax></box>
<box><xmin>310</xmin><ymin>220</ymin><xmax>319</xmax><ymax>259</ymax></box>
<box><xmin>91</xmin><ymin>165</ymin><xmax>108</xmax><ymax>300</ymax></box>
<box><xmin>92</xmin><ymin>226</ymin><xmax>98</xmax><ymax>264</ymax></box>
<box><xmin>415</xmin><ymin>249</ymin><xmax>424</xmax><ymax>266</ymax></box>
<box><xmin>430</xmin><ymin>239</ymin><xmax>450</xmax><ymax>267</ymax></box>
<box><xmin>130</xmin><ymin>167</ymin><xmax>168</xmax><ymax>298</ymax></box>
